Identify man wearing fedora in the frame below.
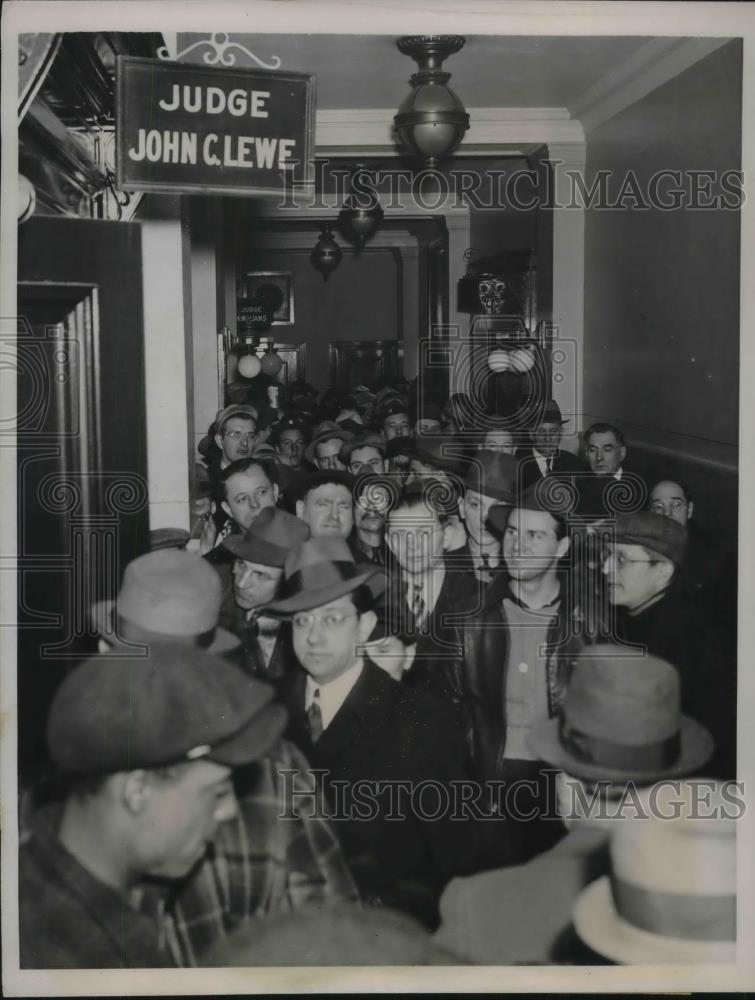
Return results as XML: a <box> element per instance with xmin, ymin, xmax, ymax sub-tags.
<box><xmin>306</xmin><ymin>420</ymin><xmax>353</xmax><ymax>472</ymax></box>
<box><xmin>384</xmin><ymin>482</ymin><xmax>480</xmax><ymax>726</ymax></box>
<box><xmin>19</xmin><ymin>645</ymin><xmax>288</xmax><ymax>968</ymax></box>
<box><xmin>517</xmin><ymin>400</ymin><xmax>588</xmax><ymax>493</ymax></box>
<box><xmin>92</xmin><ymin>548</ymin><xmax>240</xmax><ymax>657</ymax></box>
<box><xmin>436</xmin><ymin>646</ymin><xmax>716</xmax><ymax>965</ymax></box>
<box><xmin>378</xmin><ymin>398</ymin><xmax>412</xmax><ymax>440</ymax></box>
<box><xmin>601</xmin><ymin>509</ymin><xmax>735</xmax><ymax>778</ymax></box>
<box><xmin>219</xmin><ymin>506</ymin><xmax>310</xmax><ymax>681</ymax></box>
<box><xmin>456</xmin><ymin>449</ymin><xmax>519</xmax><ymax>584</ymax></box>
<box><xmin>267</xmin><ymin>537</ymin><xmax>474</xmax><ymax>930</ymax></box>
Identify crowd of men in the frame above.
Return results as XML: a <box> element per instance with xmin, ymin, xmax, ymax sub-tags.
<box><xmin>19</xmin><ymin>376</ymin><xmax>738</xmax><ymax>968</ymax></box>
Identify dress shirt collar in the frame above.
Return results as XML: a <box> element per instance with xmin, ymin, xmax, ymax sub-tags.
<box><xmin>305</xmin><ymin>661</ymin><xmax>363</xmax><ymax>731</ymax></box>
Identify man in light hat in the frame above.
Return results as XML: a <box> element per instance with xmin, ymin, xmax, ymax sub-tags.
<box><xmin>212</xmin><ymin>404</ymin><xmax>260</xmax><ymax>471</ymax></box>
<box><xmin>517</xmin><ymin>399</ymin><xmax>587</xmax><ymax>492</ymax></box>
<box><xmin>602</xmin><ymin>509</ymin><xmax>735</xmax><ymax>778</ymax></box>
<box><xmin>220</xmin><ymin>506</ymin><xmax>310</xmax><ymax>680</ymax></box>
<box><xmin>19</xmin><ymin>645</ymin><xmax>287</xmax><ymax>968</ymax></box>
<box><xmin>456</xmin><ymin>449</ymin><xmax>519</xmax><ymax>583</ymax></box>
<box><xmin>436</xmin><ymin>647</ymin><xmax>716</xmax><ymax>966</ymax></box>
<box><xmin>306</xmin><ymin>420</ymin><xmax>353</xmax><ymax>471</ymax></box>
<box><xmin>378</xmin><ymin>398</ymin><xmax>412</xmax><ymax>440</ymax></box>
<box><xmin>266</xmin><ymin>537</ymin><xmax>475</xmax><ymax>930</ymax></box>
<box><xmin>91</xmin><ymin>548</ymin><xmax>239</xmax><ymax>656</ymax></box>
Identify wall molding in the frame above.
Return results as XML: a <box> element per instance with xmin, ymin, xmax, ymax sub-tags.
<box><xmin>571</xmin><ymin>37</ymin><xmax>735</xmax><ymax>135</ymax></box>
<box><xmin>315</xmin><ymin>106</ymin><xmax>584</xmax><ymax>154</ymax></box>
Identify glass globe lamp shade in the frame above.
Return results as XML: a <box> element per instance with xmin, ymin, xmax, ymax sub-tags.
<box><xmin>238</xmin><ymin>353</ymin><xmax>262</xmax><ymax>379</ymax></box>
<box><xmin>488</xmin><ymin>349</ymin><xmax>511</xmax><ymax>373</ymax></box>
<box><xmin>261</xmin><ymin>351</ymin><xmax>283</xmax><ymax>376</ymax></box>
<box><xmin>394</xmin><ymin>36</ymin><xmax>470</xmax><ymax>169</ymax></box>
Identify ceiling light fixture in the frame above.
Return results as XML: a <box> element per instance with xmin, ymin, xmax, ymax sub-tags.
<box><xmin>394</xmin><ymin>35</ymin><xmax>470</xmax><ymax>169</ymax></box>
<box><xmin>310</xmin><ymin>224</ymin><xmax>343</xmax><ymax>281</ymax></box>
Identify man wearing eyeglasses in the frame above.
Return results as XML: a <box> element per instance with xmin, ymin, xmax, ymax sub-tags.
<box><xmin>266</xmin><ymin>536</ymin><xmax>477</xmax><ymax>930</ymax></box>
<box><xmin>213</xmin><ymin>405</ymin><xmax>259</xmax><ymax>469</ymax></box>
<box><xmin>601</xmin><ymin>510</ymin><xmax>735</xmax><ymax>779</ymax></box>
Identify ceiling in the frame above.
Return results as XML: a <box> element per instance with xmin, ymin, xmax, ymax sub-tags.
<box><xmin>178</xmin><ymin>33</ymin><xmax>661</xmax><ymax>112</ymax></box>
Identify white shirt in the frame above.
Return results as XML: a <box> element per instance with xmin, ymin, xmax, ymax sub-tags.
<box><xmin>532</xmin><ymin>448</ymin><xmax>551</xmax><ymax>477</ymax></box>
<box><xmin>614</xmin><ymin>467</ymin><xmax>624</xmax><ymax>481</ymax></box>
<box><xmin>305</xmin><ymin>662</ymin><xmax>363</xmax><ymax>731</ymax></box>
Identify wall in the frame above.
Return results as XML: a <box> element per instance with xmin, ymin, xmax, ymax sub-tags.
<box><xmin>137</xmin><ymin>195</ymin><xmax>192</xmax><ymax>530</ymax></box>
<box><xmin>582</xmin><ymin>41</ymin><xmax>741</xmax><ymax>544</ymax></box>
<box><xmin>241</xmin><ymin>247</ymin><xmax>399</xmax><ymax>389</ymax></box>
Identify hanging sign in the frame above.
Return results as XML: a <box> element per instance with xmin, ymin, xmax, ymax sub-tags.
<box><xmin>116</xmin><ymin>56</ymin><xmax>315</xmax><ymax>197</ymax></box>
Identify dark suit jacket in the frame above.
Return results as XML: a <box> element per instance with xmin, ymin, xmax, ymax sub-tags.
<box><xmin>280</xmin><ymin>659</ymin><xmax>478</xmax><ymax>928</ymax></box>
<box><xmin>385</xmin><ymin>560</ymin><xmax>483</xmax><ymax>730</ymax></box>
<box><xmin>516</xmin><ymin>447</ymin><xmax>589</xmax><ymax>494</ymax></box>
<box><xmin>576</xmin><ymin>467</ymin><xmax>648</xmax><ymax>520</ymax></box>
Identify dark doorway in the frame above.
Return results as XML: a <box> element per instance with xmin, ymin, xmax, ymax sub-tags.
<box><xmin>17</xmin><ymin>217</ymin><xmax>149</xmax><ymax>776</ymax></box>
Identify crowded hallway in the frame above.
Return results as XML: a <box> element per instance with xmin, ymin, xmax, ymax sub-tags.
<box><xmin>9</xmin><ymin>12</ymin><xmax>746</xmax><ymax>978</ymax></box>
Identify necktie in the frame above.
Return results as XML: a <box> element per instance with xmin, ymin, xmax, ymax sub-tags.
<box><xmin>307</xmin><ymin>689</ymin><xmax>323</xmax><ymax>743</ymax></box>
<box><xmin>411</xmin><ymin>581</ymin><xmax>426</xmax><ymax>630</ymax></box>
<box><xmin>546</xmin><ymin>456</ymin><xmax>553</xmax><ymax>474</ymax></box>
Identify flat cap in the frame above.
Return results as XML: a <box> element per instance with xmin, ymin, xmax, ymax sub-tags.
<box><xmin>613</xmin><ymin>510</ymin><xmax>687</xmax><ymax>565</ymax></box>
<box><xmin>48</xmin><ymin>644</ymin><xmax>287</xmax><ymax>774</ymax></box>
<box><xmin>215</xmin><ymin>404</ymin><xmax>258</xmax><ymax>431</ymax></box>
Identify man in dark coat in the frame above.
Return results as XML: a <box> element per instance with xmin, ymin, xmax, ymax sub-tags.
<box><xmin>517</xmin><ymin>399</ymin><xmax>588</xmax><ymax>502</ymax></box>
<box><xmin>601</xmin><ymin>510</ymin><xmax>736</xmax><ymax>778</ymax></box>
<box><xmin>219</xmin><ymin>506</ymin><xmax>309</xmax><ymax>682</ymax></box>
<box><xmin>266</xmin><ymin>537</ymin><xmax>479</xmax><ymax>930</ymax></box>
<box><xmin>384</xmin><ymin>481</ymin><xmax>480</xmax><ymax>727</ymax></box>
<box><xmin>578</xmin><ymin>422</ymin><xmax>647</xmax><ymax>520</ymax></box>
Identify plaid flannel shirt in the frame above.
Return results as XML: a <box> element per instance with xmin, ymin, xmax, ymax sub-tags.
<box><xmin>163</xmin><ymin>738</ymin><xmax>359</xmax><ymax>966</ymax></box>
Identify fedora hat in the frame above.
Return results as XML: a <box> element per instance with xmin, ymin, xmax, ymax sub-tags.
<box><xmin>263</xmin><ymin>537</ymin><xmax>385</xmax><ymax>616</ymax></box>
<box><xmin>413</xmin><ymin>433</ymin><xmax>466</xmax><ymax>474</ymax></box>
<box><xmin>528</xmin><ymin>645</ymin><xmax>713</xmax><ymax>782</ymax></box>
<box><xmin>223</xmin><ymin>506</ymin><xmax>310</xmax><ymax>567</ymax></box>
<box><xmin>464</xmin><ymin>449</ymin><xmax>518</xmax><ymax>503</ymax></box>
<box><xmin>537</xmin><ymin>399</ymin><xmax>568</xmax><ymax>426</ymax></box>
<box><xmin>305</xmin><ymin>421</ymin><xmax>354</xmax><ymax>464</ymax></box>
<box><xmin>573</xmin><ymin>780</ymin><xmax>736</xmax><ymax>964</ymax></box>
<box><xmin>341</xmin><ymin>432</ymin><xmax>387</xmax><ymax>465</ymax></box>
<box><xmin>90</xmin><ymin>549</ymin><xmax>238</xmax><ymax>654</ymax></box>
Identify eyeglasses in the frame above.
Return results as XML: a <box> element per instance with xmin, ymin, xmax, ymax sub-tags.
<box><xmin>224</xmin><ymin>430</ymin><xmax>256</xmax><ymax>442</ymax></box>
<box><xmin>602</xmin><ymin>550</ymin><xmax>658</xmax><ymax>569</ymax></box>
<box><xmin>291</xmin><ymin>611</ymin><xmax>357</xmax><ymax>630</ymax></box>
<box><xmin>649</xmin><ymin>499</ymin><xmax>686</xmax><ymax>514</ymax></box>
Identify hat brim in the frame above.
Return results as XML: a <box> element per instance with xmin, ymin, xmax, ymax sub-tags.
<box><xmin>91</xmin><ymin>600</ymin><xmax>240</xmax><ymax>656</ymax></box>
<box><xmin>209</xmin><ymin>702</ymin><xmax>288</xmax><ymax>767</ymax></box>
<box><xmin>222</xmin><ymin>533</ymin><xmax>287</xmax><ymax>567</ymax></box>
<box><xmin>573</xmin><ymin>876</ymin><xmax>736</xmax><ymax>965</ymax></box>
<box><xmin>263</xmin><ymin>568</ymin><xmax>384</xmax><ymax>616</ymax></box>
<box><xmin>527</xmin><ymin>715</ymin><xmax>714</xmax><ymax>784</ymax></box>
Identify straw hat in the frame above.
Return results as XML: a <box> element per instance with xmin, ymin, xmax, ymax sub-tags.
<box><xmin>573</xmin><ymin>780</ymin><xmax>737</xmax><ymax>964</ymax></box>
